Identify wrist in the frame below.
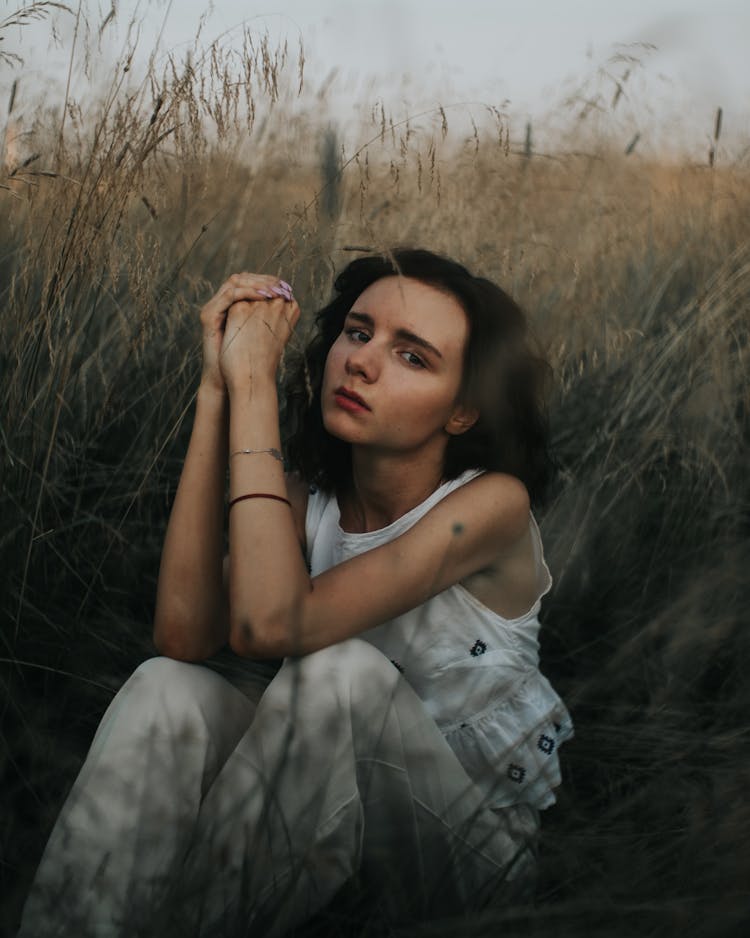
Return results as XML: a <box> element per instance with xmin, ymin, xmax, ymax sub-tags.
<box><xmin>197</xmin><ymin>381</ymin><xmax>229</xmax><ymax>411</ymax></box>
<box><xmin>227</xmin><ymin>374</ymin><xmax>278</xmax><ymax>402</ymax></box>
<box><xmin>228</xmin><ymin>379</ymin><xmax>281</xmax><ymax>455</ymax></box>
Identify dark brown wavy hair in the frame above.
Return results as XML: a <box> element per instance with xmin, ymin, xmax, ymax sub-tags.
<box><xmin>282</xmin><ymin>248</ymin><xmax>555</xmax><ymax>507</ymax></box>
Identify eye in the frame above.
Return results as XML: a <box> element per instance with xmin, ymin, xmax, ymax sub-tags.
<box><xmin>344</xmin><ymin>327</ymin><xmax>370</xmax><ymax>343</ymax></box>
<box><xmin>401</xmin><ymin>350</ymin><xmax>426</xmax><ymax>368</ymax></box>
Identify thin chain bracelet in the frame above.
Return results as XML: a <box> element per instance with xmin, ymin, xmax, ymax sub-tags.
<box><xmin>230</xmin><ymin>447</ymin><xmax>284</xmax><ymax>463</ymax></box>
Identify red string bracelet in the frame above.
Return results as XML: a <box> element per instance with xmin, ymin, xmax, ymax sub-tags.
<box><xmin>229</xmin><ymin>493</ymin><xmax>292</xmax><ymax>511</ymax></box>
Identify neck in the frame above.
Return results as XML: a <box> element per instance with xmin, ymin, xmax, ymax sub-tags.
<box><xmin>339</xmin><ymin>446</ymin><xmax>447</xmax><ymax>533</ymax></box>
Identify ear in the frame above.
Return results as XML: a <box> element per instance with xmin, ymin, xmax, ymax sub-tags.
<box><xmin>445</xmin><ymin>403</ymin><xmax>479</xmax><ymax>437</ymax></box>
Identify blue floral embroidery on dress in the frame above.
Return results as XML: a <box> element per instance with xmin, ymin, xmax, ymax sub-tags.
<box><xmin>470</xmin><ymin>639</ymin><xmax>487</xmax><ymax>656</ymax></box>
<box><xmin>538</xmin><ymin>733</ymin><xmax>555</xmax><ymax>754</ymax></box>
<box><xmin>507</xmin><ymin>764</ymin><xmax>526</xmax><ymax>783</ymax></box>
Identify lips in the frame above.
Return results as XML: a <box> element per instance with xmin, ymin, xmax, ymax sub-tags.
<box><xmin>334</xmin><ymin>386</ymin><xmax>371</xmax><ymax>410</ymax></box>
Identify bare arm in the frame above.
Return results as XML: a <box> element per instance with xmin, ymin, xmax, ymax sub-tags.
<box><xmin>153</xmin><ymin>272</ymin><xmax>296</xmax><ymax>661</ymax></box>
<box><xmin>217</xmin><ymin>290</ymin><xmax>308</xmax><ymax>654</ymax></box>
<box><xmin>226</xmin><ymin>380</ymin><xmax>312</xmax><ymax>655</ymax></box>
<box><xmin>153</xmin><ymin>385</ymin><xmax>230</xmax><ymax>660</ymax></box>
<box><xmin>231</xmin><ymin>465</ymin><xmax>530</xmax><ymax>659</ymax></box>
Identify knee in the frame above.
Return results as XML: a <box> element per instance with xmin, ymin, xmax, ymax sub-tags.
<box><xmin>132</xmin><ymin>654</ymin><xmax>200</xmax><ymax>684</ymax></box>
<box><xmin>130</xmin><ymin>655</ymin><xmax>203</xmax><ymax>697</ymax></box>
<box><xmin>121</xmin><ymin>656</ymin><xmax>225</xmax><ymax>724</ymax></box>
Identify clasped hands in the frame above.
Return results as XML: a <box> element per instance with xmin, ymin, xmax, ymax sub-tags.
<box><xmin>199</xmin><ymin>272</ymin><xmax>301</xmax><ymax>395</ymax></box>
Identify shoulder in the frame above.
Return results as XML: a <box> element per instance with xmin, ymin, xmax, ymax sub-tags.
<box><xmin>385</xmin><ymin>471</ymin><xmax>530</xmax><ymax>587</ymax></box>
<box><xmin>436</xmin><ymin>471</ymin><xmax>530</xmax><ymax>548</ymax></box>
<box><xmin>444</xmin><ymin>474</ymin><xmax>540</xmax><ymax>617</ymax></box>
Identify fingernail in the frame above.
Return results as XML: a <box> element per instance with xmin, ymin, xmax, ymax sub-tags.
<box><xmin>271</xmin><ymin>286</ymin><xmax>292</xmax><ymax>299</ymax></box>
<box><xmin>280</xmin><ymin>280</ymin><xmax>293</xmax><ymax>292</ymax></box>
<box><xmin>258</xmin><ymin>289</ymin><xmax>274</xmax><ymax>298</ymax></box>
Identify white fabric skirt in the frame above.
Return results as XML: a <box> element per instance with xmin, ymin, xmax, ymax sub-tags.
<box><xmin>18</xmin><ymin>638</ymin><xmax>540</xmax><ymax>937</ymax></box>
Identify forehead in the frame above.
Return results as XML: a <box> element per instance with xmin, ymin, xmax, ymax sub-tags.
<box><xmin>350</xmin><ymin>276</ymin><xmax>468</xmax><ymax>354</ymax></box>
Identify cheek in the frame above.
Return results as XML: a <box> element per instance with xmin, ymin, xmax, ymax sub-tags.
<box><xmin>323</xmin><ymin>337</ymin><xmax>347</xmax><ymax>379</ymax></box>
<box><xmin>321</xmin><ymin>347</ymin><xmax>339</xmax><ymax>390</ymax></box>
<box><xmin>392</xmin><ymin>377</ymin><xmax>456</xmax><ymax>427</ymax></box>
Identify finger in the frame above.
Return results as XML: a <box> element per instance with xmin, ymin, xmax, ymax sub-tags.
<box><xmin>231</xmin><ymin>298</ymin><xmax>295</xmax><ymax>340</ymax></box>
<box><xmin>226</xmin><ymin>285</ymin><xmax>279</xmax><ymax>303</ymax></box>
<box><xmin>237</xmin><ymin>278</ymin><xmax>293</xmax><ymax>301</ymax></box>
<box><xmin>226</xmin><ymin>298</ymin><xmax>265</xmax><ymax>318</ymax></box>
<box><xmin>211</xmin><ymin>277</ymin><xmax>280</xmax><ymax>309</ymax></box>
<box><xmin>273</xmin><ymin>300</ymin><xmax>301</xmax><ymax>343</ymax></box>
<box><xmin>229</xmin><ymin>272</ymin><xmax>294</xmax><ymax>301</ymax></box>
<box><xmin>259</xmin><ymin>297</ymin><xmax>297</xmax><ymax>322</ymax></box>
<box><xmin>202</xmin><ymin>286</ymin><xmax>275</xmax><ymax>324</ymax></box>
<box><xmin>200</xmin><ymin>283</ymin><xmax>240</xmax><ymax>322</ymax></box>
<box><xmin>228</xmin><ymin>272</ymin><xmax>290</xmax><ymax>292</ymax></box>
<box><xmin>283</xmin><ymin>299</ymin><xmax>301</xmax><ymax>331</ymax></box>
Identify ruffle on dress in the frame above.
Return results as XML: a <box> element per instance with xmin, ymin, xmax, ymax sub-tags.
<box><xmin>439</xmin><ymin>669</ymin><xmax>574</xmax><ymax>810</ymax></box>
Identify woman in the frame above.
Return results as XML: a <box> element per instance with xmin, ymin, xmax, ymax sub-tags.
<box><xmin>19</xmin><ymin>248</ymin><xmax>573</xmax><ymax>937</ymax></box>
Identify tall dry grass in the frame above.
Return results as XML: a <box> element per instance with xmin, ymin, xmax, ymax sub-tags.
<box><xmin>2</xmin><ymin>4</ymin><xmax>750</xmax><ymax>936</ymax></box>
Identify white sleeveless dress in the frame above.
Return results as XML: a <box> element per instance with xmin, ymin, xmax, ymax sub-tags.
<box><xmin>305</xmin><ymin>467</ymin><xmax>574</xmax><ymax>811</ymax></box>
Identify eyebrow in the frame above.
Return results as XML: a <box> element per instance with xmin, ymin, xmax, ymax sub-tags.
<box><xmin>347</xmin><ymin>311</ymin><xmax>444</xmax><ymax>360</ymax></box>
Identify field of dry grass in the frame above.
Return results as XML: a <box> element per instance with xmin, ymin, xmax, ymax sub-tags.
<box><xmin>2</xmin><ymin>6</ymin><xmax>750</xmax><ymax>936</ymax></box>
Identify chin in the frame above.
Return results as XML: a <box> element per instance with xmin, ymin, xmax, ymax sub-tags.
<box><xmin>321</xmin><ymin>404</ymin><xmax>350</xmax><ymax>440</ymax></box>
<box><xmin>322</xmin><ymin>405</ymin><xmax>364</xmax><ymax>445</ymax></box>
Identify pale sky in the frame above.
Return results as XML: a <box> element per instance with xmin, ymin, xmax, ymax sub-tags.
<box><xmin>3</xmin><ymin>0</ymin><xmax>749</xmax><ymax>155</ymax></box>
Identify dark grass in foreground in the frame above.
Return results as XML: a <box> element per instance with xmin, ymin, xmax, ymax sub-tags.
<box><xmin>2</xmin><ymin>19</ymin><xmax>750</xmax><ymax>935</ymax></box>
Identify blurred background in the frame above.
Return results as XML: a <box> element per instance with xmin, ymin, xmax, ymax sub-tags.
<box><xmin>3</xmin><ymin>0</ymin><xmax>750</xmax><ymax>155</ymax></box>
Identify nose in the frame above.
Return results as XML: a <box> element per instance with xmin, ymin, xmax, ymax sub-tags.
<box><xmin>345</xmin><ymin>338</ymin><xmax>380</xmax><ymax>382</ymax></box>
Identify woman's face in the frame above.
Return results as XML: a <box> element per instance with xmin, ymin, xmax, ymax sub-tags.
<box><xmin>321</xmin><ymin>276</ymin><xmax>477</xmax><ymax>459</ymax></box>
